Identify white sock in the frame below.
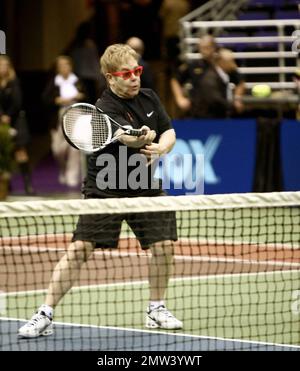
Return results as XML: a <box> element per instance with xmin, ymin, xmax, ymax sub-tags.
<box><xmin>149</xmin><ymin>300</ymin><xmax>165</xmax><ymax>311</ymax></box>
<box><xmin>38</xmin><ymin>304</ymin><xmax>53</xmax><ymax>319</ymax></box>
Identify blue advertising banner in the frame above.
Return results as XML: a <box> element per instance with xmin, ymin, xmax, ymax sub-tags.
<box><xmin>281</xmin><ymin>119</ymin><xmax>300</xmax><ymax>191</ymax></box>
<box><xmin>156</xmin><ymin>119</ymin><xmax>256</xmax><ymax>195</ymax></box>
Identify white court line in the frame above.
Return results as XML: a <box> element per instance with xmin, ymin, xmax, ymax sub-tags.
<box><xmin>1</xmin><ymin>244</ymin><xmax>300</xmax><ymax>268</ymax></box>
<box><xmin>1</xmin><ymin>233</ymin><xmax>300</xmax><ymax>250</ymax></box>
<box><xmin>3</xmin><ymin>269</ymin><xmax>300</xmax><ymax>297</ymax></box>
<box><xmin>2</xmin><ymin>271</ymin><xmax>300</xmax><ymax>349</ymax></box>
<box><xmin>1</xmin><ymin>316</ymin><xmax>300</xmax><ymax>350</ymax></box>
<box><xmin>179</xmin><ymin>237</ymin><xmax>300</xmax><ymax>250</ymax></box>
<box><xmin>0</xmin><ymin>291</ymin><xmax>6</xmax><ymax>315</ymax></box>
<box><xmin>93</xmin><ymin>250</ymin><xmax>300</xmax><ymax>268</ymax></box>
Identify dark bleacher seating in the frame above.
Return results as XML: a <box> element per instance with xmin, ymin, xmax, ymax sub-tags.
<box><xmin>238</xmin><ymin>12</ymin><xmax>271</xmax><ymax>20</ymax></box>
<box><xmin>275</xmin><ymin>10</ymin><xmax>299</xmax><ymax>19</ymax></box>
<box><xmin>249</xmin><ymin>0</ymin><xmax>281</xmax><ymax>5</ymax></box>
<box><xmin>238</xmin><ymin>0</ymin><xmax>299</xmax><ymax>21</ymax></box>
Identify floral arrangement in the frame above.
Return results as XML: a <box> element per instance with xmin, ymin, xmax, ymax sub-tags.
<box><xmin>0</xmin><ymin>122</ymin><xmax>15</xmax><ymax>175</ymax></box>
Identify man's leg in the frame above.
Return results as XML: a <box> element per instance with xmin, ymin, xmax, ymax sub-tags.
<box><xmin>18</xmin><ymin>240</ymin><xmax>94</xmax><ymax>337</ymax></box>
<box><xmin>148</xmin><ymin>241</ymin><xmax>174</xmax><ymax>301</ymax></box>
<box><xmin>45</xmin><ymin>240</ymin><xmax>94</xmax><ymax>307</ymax></box>
<box><xmin>146</xmin><ymin>240</ymin><xmax>182</xmax><ymax>330</ymax></box>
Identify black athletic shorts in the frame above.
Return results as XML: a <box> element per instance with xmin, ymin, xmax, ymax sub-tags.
<box><xmin>72</xmin><ymin>193</ymin><xmax>178</xmax><ymax>250</ymax></box>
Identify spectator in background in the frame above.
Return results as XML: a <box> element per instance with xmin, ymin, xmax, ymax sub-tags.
<box><xmin>43</xmin><ymin>56</ymin><xmax>85</xmax><ymax>188</ymax></box>
<box><xmin>159</xmin><ymin>0</ymin><xmax>191</xmax><ymax>72</ymax></box>
<box><xmin>0</xmin><ymin>55</ymin><xmax>34</xmax><ymax>194</ymax></box>
<box><xmin>171</xmin><ymin>35</ymin><xmax>245</xmax><ymax>118</ymax></box>
<box><xmin>65</xmin><ymin>22</ymin><xmax>106</xmax><ymax>103</ymax></box>
<box><xmin>126</xmin><ymin>36</ymin><xmax>156</xmax><ymax>90</ymax></box>
<box><xmin>193</xmin><ymin>48</ymin><xmax>245</xmax><ymax>118</ymax></box>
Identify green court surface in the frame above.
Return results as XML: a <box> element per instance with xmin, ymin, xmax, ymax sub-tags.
<box><xmin>1</xmin><ymin>207</ymin><xmax>300</xmax><ymax>244</ymax></box>
<box><xmin>3</xmin><ymin>269</ymin><xmax>300</xmax><ymax>346</ymax></box>
<box><xmin>1</xmin><ymin>200</ymin><xmax>300</xmax><ymax>349</ymax></box>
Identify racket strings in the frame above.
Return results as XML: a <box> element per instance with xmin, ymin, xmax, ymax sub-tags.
<box><xmin>92</xmin><ymin>112</ymin><xmax>111</xmax><ymax>148</ymax></box>
<box><xmin>63</xmin><ymin>106</ymin><xmax>111</xmax><ymax>151</ymax></box>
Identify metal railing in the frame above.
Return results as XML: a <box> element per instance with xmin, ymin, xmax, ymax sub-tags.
<box><xmin>180</xmin><ymin>0</ymin><xmax>248</xmax><ymax>23</ymax></box>
<box><xmin>179</xmin><ymin>19</ymin><xmax>300</xmax><ymax>89</ymax></box>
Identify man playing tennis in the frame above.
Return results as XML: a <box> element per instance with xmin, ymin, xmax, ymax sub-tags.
<box><xmin>18</xmin><ymin>44</ymin><xmax>182</xmax><ymax>338</ymax></box>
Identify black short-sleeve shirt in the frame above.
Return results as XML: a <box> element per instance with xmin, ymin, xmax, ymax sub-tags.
<box><xmin>83</xmin><ymin>88</ymin><xmax>173</xmax><ymax>198</ymax></box>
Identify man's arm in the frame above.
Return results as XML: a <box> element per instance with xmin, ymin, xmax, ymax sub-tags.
<box><xmin>115</xmin><ymin>125</ymin><xmax>156</xmax><ymax>148</ymax></box>
<box><xmin>140</xmin><ymin>128</ymin><xmax>176</xmax><ymax>160</ymax></box>
<box><xmin>170</xmin><ymin>78</ymin><xmax>191</xmax><ymax>111</ymax></box>
<box><xmin>234</xmin><ymin>80</ymin><xmax>246</xmax><ymax>98</ymax></box>
<box><xmin>228</xmin><ymin>63</ymin><xmax>246</xmax><ymax>115</ymax></box>
<box><xmin>232</xmin><ymin>81</ymin><xmax>246</xmax><ymax>114</ymax></box>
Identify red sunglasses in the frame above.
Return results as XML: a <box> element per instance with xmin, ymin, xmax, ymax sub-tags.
<box><xmin>110</xmin><ymin>66</ymin><xmax>144</xmax><ymax>80</ymax></box>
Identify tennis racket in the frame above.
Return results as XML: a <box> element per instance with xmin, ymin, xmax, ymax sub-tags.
<box><xmin>62</xmin><ymin>103</ymin><xmax>147</xmax><ymax>153</ymax></box>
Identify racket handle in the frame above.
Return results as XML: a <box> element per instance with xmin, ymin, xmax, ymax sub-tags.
<box><xmin>127</xmin><ymin>128</ymin><xmax>149</xmax><ymax>137</ymax></box>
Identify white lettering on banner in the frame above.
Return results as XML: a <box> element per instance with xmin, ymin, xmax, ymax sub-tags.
<box><xmin>159</xmin><ymin>139</ymin><xmax>191</xmax><ymax>190</ymax></box>
<box><xmin>189</xmin><ymin>136</ymin><xmax>221</xmax><ymax>184</ymax></box>
<box><xmin>158</xmin><ymin>148</ymin><xmax>204</xmax><ymax>195</ymax></box>
<box><xmin>155</xmin><ymin>136</ymin><xmax>221</xmax><ymax>192</ymax></box>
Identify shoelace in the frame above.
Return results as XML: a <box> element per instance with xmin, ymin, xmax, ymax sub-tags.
<box><xmin>26</xmin><ymin>312</ymin><xmax>49</xmax><ymax>327</ymax></box>
<box><xmin>150</xmin><ymin>305</ymin><xmax>174</xmax><ymax>318</ymax></box>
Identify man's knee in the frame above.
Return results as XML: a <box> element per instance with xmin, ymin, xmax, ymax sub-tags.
<box><xmin>66</xmin><ymin>240</ymin><xmax>94</xmax><ymax>266</ymax></box>
<box><xmin>150</xmin><ymin>241</ymin><xmax>174</xmax><ymax>258</ymax></box>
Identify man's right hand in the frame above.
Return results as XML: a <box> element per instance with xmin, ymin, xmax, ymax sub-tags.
<box><xmin>116</xmin><ymin>125</ymin><xmax>156</xmax><ymax>148</ymax></box>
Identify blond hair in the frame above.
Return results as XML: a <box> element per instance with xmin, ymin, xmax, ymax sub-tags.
<box><xmin>0</xmin><ymin>55</ymin><xmax>16</xmax><ymax>84</ymax></box>
<box><xmin>100</xmin><ymin>44</ymin><xmax>138</xmax><ymax>75</ymax></box>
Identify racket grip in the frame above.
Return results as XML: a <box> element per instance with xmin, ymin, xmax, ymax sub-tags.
<box><xmin>128</xmin><ymin>128</ymin><xmax>148</xmax><ymax>137</ymax></box>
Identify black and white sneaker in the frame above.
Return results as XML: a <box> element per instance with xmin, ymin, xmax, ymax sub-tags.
<box><xmin>145</xmin><ymin>305</ymin><xmax>183</xmax><ymax>330</ymax></box>
<box><xmin>18</xmin><ymin>311</ymin><xmax>53</xmax><ymax>338</ymax></box>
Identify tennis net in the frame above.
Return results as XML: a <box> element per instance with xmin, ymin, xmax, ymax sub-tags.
<box><xmin>0</xmin><ymin>192</ymin><xmax>300</xmax><ymax>351</ymax></box>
